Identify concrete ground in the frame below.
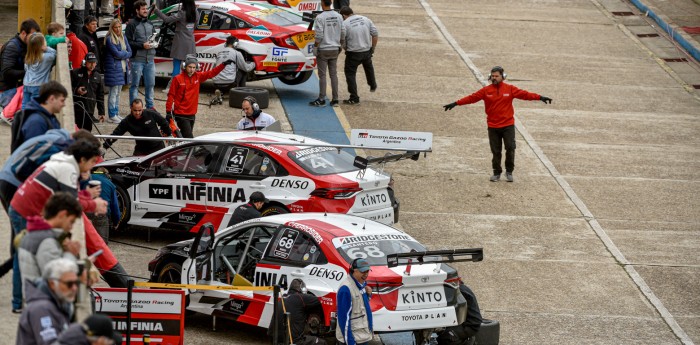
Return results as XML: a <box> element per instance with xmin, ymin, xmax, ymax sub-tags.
<box><xmin>0</xmin><ymin>0</ymin><xmax>698</xmax><ymax>344</ymax></box>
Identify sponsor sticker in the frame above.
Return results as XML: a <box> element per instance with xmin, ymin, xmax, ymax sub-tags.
<box><xmin>292</xmin><ymin>31</ymin><xmax>315</xmax><ymax>49</ymax></box>
<box><xmin>247</xmin><ymin>25</ymin><xmax>272</xmax><ymax>41</ymax></box>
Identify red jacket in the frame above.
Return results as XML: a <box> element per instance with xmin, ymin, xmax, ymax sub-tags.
<box><xmin>456</xmin><ymin>82</ymin><xmax>540</xmax><ymax>128</ymax></box>
<box><xmin>166</xmin><ymin>64</ymin><xmax>226</xmax><ymax>115</ymax></box>
<box><xmin>11</xmin><ymin>152</ymin><xmax>96</xmax><ymax>218</ymax></box>
<box><xmin>67</xmin><ymin>33</ymin><xmax>88</xmax><ymax>70</ymax></box>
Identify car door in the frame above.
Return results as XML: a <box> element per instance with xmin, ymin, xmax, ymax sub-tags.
<box><xmin>189</xmin><ymin>225</ymin><xmax>276</xmax><ymax>323</ymax></box>
<box><xmin>133</xmin><ymin>144</ymin><xmax>221</xmax><ymax>231</ymax></box>
<box><xmin>208</xmin><ymin>144</ymin><xmax>289</xmax><ymax>231</ymax></box>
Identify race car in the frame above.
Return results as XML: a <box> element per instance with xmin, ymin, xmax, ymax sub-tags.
<box><xmin>151</xmin><ymin>1</ymin><xmax>316</xmax><ymax>85</ymax></box>
<box><xmin>147</xmin><ymin>212</ymin><xmax>486</xmax><ymax>343</ymax></box>
<box><xmin>96</xmin><ymin>131</ymin><xmax>402</xmax><ymax>233</ymax></box>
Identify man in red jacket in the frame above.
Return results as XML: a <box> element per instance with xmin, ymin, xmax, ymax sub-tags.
<box><xmin>66</xmin><ymin>31</ymin><xmax>87</xmax><ymax>70</ymax></box>
<box><xmin>443</xmin><ymin>66</ymin><xmax>552</xmax><ymax>182</ymax></box>
<box><xmin>165</xmin><ymin>55</ymin><xmax>230</xmax><ymax>138</ymax></box>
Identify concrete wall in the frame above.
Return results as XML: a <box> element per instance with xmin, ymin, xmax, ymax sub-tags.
<box><xmin>51</xmin><ymin>0</ymin><xmax>75</xmax><ymax>130</ymax></box>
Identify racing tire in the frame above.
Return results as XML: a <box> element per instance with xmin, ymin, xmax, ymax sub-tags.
<box><xmin>229</xmin><ymin>87</ymin><xmax>270</xmax><ymax>109</ymax></box>
<box><xmin>114</xmin><ymin>185</ymin><xmax>131</xmax><ymax>231</ymax></box>
<box><xmin>157</xmin><ymin>262</ymin><xmax>183</xmax><ymax>284</ymax></box>
<box><xmin>277</xmin><ymin>70</ymin><xmax>313</xmax><ymax>85</ymax></box>
<box><xmin>474</xmin><ymin>320</ymin><xmax>500</xmax><ymax>345</ymax></box>
<box><xmin>260</xmin><ymin>205</ymin><xmax>289</xmax><ymax>217</ymax></box>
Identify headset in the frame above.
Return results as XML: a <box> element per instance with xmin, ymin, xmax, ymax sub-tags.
<box><xmin>244</xmin><ymin>96</ymin><xmax>260</xmax><ymax>112</ymax></box>
<box><xmin>487</xmin><ymin>65</ymin><xmax>507</xmax><ymax>81</ymax></box>
<box><xmin>349</xmin><ymin>258</ymin><xmax>362</xmax><ymax>273</ymax></box>
<box><xmin>226</xmin><ymin>35</ymin><xmax>239</xmax><ymax>49</ymax></box>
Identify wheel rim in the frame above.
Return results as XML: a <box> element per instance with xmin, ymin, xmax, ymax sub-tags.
<box><xmin>159</xmin><ymin>265</ymin><xmax>181</xmax><ymax>284</ymax></box>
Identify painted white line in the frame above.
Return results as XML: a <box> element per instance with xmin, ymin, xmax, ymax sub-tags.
<box><xmin>418</xmin><ymin>0</ymin><xmax>693</xmax><ymax>344</ymax></box>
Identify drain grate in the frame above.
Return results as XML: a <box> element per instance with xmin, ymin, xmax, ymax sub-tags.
<box><xmin>612</xmin><ymin>11</ymin><xmax>635</xmax><ymax>16</ymax></box>
<box><xmin>637</xmin><ymin>33</ymin><xmax>660</xmax><ymax>38</ymax></box>
<box><xmin>663</xmin><ymin>58</ymin><xmax>688</xmax><ymax>62</ymax></box>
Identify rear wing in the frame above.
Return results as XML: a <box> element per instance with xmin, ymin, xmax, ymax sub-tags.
<box><xmin>386</xmin><ymin>248</ymin><xmax>484</xmax><ymax>268</ymax></box>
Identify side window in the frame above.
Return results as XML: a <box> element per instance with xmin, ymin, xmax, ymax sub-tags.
<box><xmin>151</xmin><ymin>146</ymin><xmax>191</xmax><ymax>172</ymax></box>
<box><xmin>210</xmin><ymin>11</ymin><xmax>234</xmax><ymax>30</ymax></box>
<box><xmin>221</xmin><ymin>146</ymin><xmax>282</xmax><ymax>177</ymax></box>
<box><xmin>232</xmin><ymin>16</ymin><xmax>252</xmax><ymax>29</ymax></box>
<box><xmin>151</xmin><ymin>145</ymin><xmax>218</xmax><ymax>173</ymax></box>
<box><xmin>266</xmin><ymin>227</ymin><xmax>326</xmax><ymax>265</ymax></box>
<box><xmin>183</xmin><ymin>145</ymin><xmax>218</xmax><ymax>173</ymax></box>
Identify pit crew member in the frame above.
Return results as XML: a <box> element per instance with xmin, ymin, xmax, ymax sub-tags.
<box><xmin>276</xmin><ymin>279</ymin><xmax>327</xmax><ymax>345</ymax></box>
<box><xmin>165</xmin><ymin>55</ymin><xmax>228</xmax><ymax>138</ymax></box>
<box><xmin>228</xmin><ymin>191</ymin><xmax>267</xmax><ymax>226</ymax></box>
<box><xmin>236</xmin><ymin>96</ymin><xmax>276</xmax><ymax>130</ymax></box>
<box><xmin>212</xmin><ymin>36</ymin><xmax>256</xmax><ymax>90</ymax></box>
<box><xmin>336</xmin><ymin>258</ymin><xmax>373</xmax><ymax>345</ymax></box>
<box><xmin>102</xmin><ymin>99</ymin><xmax>172</xmax><ymax>156</ymax></box>
<box><xmin>309</xmin><ymin>0</ymin><xmax>343</xmax><ymax>107</ymax></box>
<box><xmin>340</xmin><ymin>6</ymin><xmax>378</xmax><ymax>105</ymax></box>
<box><xmin>443</xmin><ymin>66</ymin><xmax>553</xmax><ymax>182</ymax></box>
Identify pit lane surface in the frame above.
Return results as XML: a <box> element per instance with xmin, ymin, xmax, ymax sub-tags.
<box><xmin>1</xmin><ymin>0</ymin><xmax>699</xmax><ymax>344</ymax></box>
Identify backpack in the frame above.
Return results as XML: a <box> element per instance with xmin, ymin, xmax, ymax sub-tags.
<box><xmin>10</xmin><ymin>110</ymin><xmax>55</xmax><ymax>153</ymax></box>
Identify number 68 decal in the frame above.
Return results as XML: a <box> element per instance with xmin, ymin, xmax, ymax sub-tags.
<box><xmin>347</xmin><ymin>246</ymin><xmax>384</xmax><ymax>259</ymax></box>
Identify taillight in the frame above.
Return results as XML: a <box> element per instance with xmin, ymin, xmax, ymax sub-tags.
<box><xmin>271</xmin><ymin>35</ymin><xmax>298</xmax><ymax>50</ymax></box>
<box><xmin>310</xmin><ymin>187</ymin><xmax>362</xmax><ymax>199</ymax></box>
<box><xmin>444</xmin><ymin>276</ymin><xmax>461</xmax><ymax>289</ymax></box>
<box><xmin>367</xmin><ymin>280</ymin><xmax>403</xmax><ymax>294</ymax></box>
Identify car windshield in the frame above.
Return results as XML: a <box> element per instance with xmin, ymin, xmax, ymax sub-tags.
<box><xmin>288</xmin><ymin>147</ymin><xmax>358</xmax><ymax>175</ymax></box>
<box><xmin>332</xmin><ymin>234</ymin><xmax>427</xmax><ymax>266</ymax></box>
<box><xmin>245</xmin><ymin>7</ymin><xmax>304</xmax><ymax>27</ymax></box>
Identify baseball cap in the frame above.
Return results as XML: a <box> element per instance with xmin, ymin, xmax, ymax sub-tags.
<box><xmin>353</xmin><ymin>258</ymin><xmax>371</xmax><ymax>273</ymax></box>
<box><xmin>83</xmin><ymin>313</ymin><xmax>122</xmax><ymax>344</ymax></box>
<box><xmin>250</xmin><ymin>191</ymin><xmax>268</xmax><ymax>203</ymax></box>
<box><xmin>85</xmin><ymin>52</ymin><xmax>97</xmax><ymax>62</ymax></box>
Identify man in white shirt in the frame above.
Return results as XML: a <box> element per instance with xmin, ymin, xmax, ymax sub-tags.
<box><xmin>340</xmin><ymin>6</ymin><xmax>378</xmax><ymax>105</ymax></box>
<box><xmin>237</xmin><ymin>96</ymin><xmax>276</xmax><ymax>130</ymax></box>
<box><xmin>309</xmin><ymin>0</ymin><xmax>343</xmax><ymax>107</ymax></box>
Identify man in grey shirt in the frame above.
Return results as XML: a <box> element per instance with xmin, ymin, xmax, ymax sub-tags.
<box><xmin>310</xmin><ymin>0</ymin><xmax>343</xmax><ymax>107</ymax></box>
<box><xmin>340</xmin><ymin>6</ymin><xmax>378</xmax><ymax>105</ymax></box>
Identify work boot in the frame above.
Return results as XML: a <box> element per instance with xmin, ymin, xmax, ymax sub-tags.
<box><xmin>490</xmin><ymin>174</ymin><xmax>500</xmax><ymax>182</ymax></box>
<box><xmin>506</xmin><ymin>172</ymin><xmax>514</xmax><ymax>182</ymax></box>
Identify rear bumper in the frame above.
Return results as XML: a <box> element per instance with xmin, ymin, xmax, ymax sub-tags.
<box><xmin>373</xmin><ymin>305</ymin><xmax>464</xmax><ymax>332</ymax></box>
<box><xmin>348</xmin><ymin>207</ymin><xmax>395</xmax><ymax>225</ymax></box>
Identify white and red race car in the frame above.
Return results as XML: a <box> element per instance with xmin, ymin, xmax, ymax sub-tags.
<box><xmin>151</xmin><ymin>1</ymin><xmax>316</xmax><ymax>84</ymax></box>
<box><xmin>96</xmin><ymin>131</ymin><xmax>404</xmax><ymax>232</ymax></box>
<box><xmin>147</xmin><ymin>212</ymin><xmax>485</xmax><ymax>342</ymax></box>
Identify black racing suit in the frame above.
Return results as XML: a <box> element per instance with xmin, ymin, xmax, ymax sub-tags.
<box><xmin>103</xmin><ymin>109</ymin><xmax>171</xmax><ymax>156</ymax></box>
<box><xmin>227</xmin><ymin>202</ymin><xmax>261</xmax><ymax>227</ymax></box>
<box><xmin>278</xmin><ymin>290</ymin><xmax>326</xmax><ymax>345</ymax></box>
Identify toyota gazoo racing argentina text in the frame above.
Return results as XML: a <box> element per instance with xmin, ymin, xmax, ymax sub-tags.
<box><xmin>147</xmin><ymin>213</ymin><xmax>493</xmax><ymax>344</ymax></box>
<box><xmin>96</xmin><ymin>131</ymin><xmax>406</xmax><ymax>233</ymax></box>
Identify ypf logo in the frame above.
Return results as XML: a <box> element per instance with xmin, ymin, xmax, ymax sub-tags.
<box><xmin>358</xmin><ymin>132</ymin><xmax>368</xmax><ymax>138</ymax></box>
<box><xmin>272</xmin><ymin>47</ymin><xmax>289</xmax><ymax>57</ymax></box>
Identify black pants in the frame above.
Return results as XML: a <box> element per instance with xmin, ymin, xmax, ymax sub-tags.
<box><xmin>295</xmin><ymin>335</ymin><xmax>327</xmax><ymax>345</ymax></box>
<box><xmin>74</xmin><ymin>103</ymin><xmax>95</xmax><ymax>132</ymax></box>
<box><xmin>487</xmin><ymin>125</ymin><xmax>516</xmax><ymax>175</ymax></box>
<box><xmin>344</xmin><ymin>50</ymin><xmax>376</xmax><ymax>101</ymax></box>
<box><xmin>175</xmin><ymin>115</ymin><xmax>196</xmax><ymax>138</ymax></box>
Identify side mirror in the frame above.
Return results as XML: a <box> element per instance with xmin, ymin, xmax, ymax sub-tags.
<box><xmin>189</xmin><ymin>222</ymin><xmax>215</xmax><ymax>259</ymax></box>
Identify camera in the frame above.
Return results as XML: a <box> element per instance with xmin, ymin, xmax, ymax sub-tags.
<box><xmin>147</xmin><ymin>32</ymin><xmax>160</xmax><ymax>49</ymax></box>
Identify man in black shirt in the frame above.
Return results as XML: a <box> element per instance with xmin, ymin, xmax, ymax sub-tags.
<box><xmin>71</xmin><ymin>52</ymin><xmax>105</xmax><ymax>131</ymax></box>
<box><xmin>227</xmin><ymin>191</ymin><xmax>267</xmax><ymax>227</ymax></box>
<box><xmin>276</xmin><ymin>279</ymin><xmax>326</xmax><ymax>345</ymax></box>
<box><xmin>102</xmin><ymin>99</ymin><xmax>171</xmax><ymax>156</ymax></box>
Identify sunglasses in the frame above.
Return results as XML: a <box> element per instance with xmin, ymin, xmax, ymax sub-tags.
<box><xmin>58</xmin><ymin>279</ymin><xmax>80</xmax><ymax>288</ymax></box>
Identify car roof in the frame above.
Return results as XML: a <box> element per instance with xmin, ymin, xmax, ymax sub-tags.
<box><xmin>256</xmin><ymin>212</ymin><xmax>409</xmax><ymax>241</ymax></box>
<box><xmin>197</xmin><ymin>131</ymin><xmax>332</xmax><ymax>153</ymax></box>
